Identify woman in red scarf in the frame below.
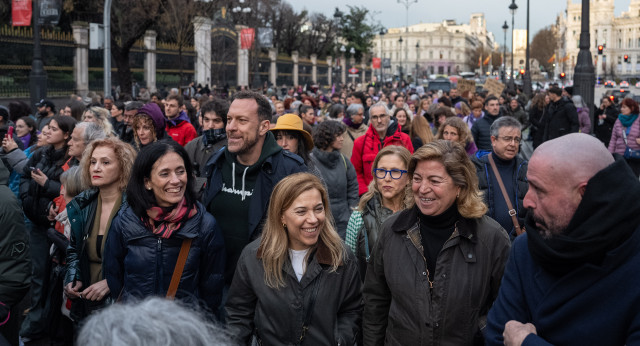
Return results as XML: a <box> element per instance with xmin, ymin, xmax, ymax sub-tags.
<box><xmin>104</xmin><ymin>140</ymin><xmax>225</xmax><ymax>319</ymax></box>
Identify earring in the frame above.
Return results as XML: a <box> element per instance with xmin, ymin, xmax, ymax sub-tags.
<box><xmin>146</xmin><ymin>186</ymin><xmax>152</xmax><ymax>190</ymax></box>
<box><xmin>282</xmin><ymin>223</ymin><xmax>287</xmax><ymax>229</ymax></box>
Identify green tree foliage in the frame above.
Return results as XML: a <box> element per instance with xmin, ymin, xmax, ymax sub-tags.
<box><xmin>339</xmin><ymin>6</ymin><xmax>380</xmax><ymax>60</ymax></box>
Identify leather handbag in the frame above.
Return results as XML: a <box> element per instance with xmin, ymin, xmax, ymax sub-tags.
<box><xmin>621</xmin><ymin>127</ymin><xmax>640</xmax><ymax>160</ymax></box>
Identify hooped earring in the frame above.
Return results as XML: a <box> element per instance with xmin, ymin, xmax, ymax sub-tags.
<box><xmin>282</xmin><ymin>223</ymin><xmax>287</xmax><ymax>229</ymax></box>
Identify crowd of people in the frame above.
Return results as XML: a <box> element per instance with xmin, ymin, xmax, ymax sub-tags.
<box><xmin>0</xmin><ymin>78</ymin><xmax>639</xmax><ymax>345</ymax></box>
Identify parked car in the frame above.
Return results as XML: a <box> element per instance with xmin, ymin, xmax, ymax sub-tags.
<box><xmin>620</xmin><ymin>81</ymin><xmax>630</xmax><ymax>88</ymax></box>
<box><xmin>604</xmin><ymin>89</ymin><xmax>631</xmax><ymax>103</ymax></box>
<box><xmin>604</xmin><ymin>80</ymin><xmax>616</xmax><ymax>88</ymax></box>
<box><xmin>426</xmin><ymin>78</ymin><xmax>452</xmax><ymax>92</ymax></box>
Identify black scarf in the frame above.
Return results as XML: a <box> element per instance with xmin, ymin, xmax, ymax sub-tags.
<box><xmin>527</xmin><ymin>157</ymin><xmax>640</xmax><ymax>275</ymax></box>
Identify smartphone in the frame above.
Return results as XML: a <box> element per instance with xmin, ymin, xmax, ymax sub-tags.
<box><xmin>7</xmin><ymin>126</ymin><xmax>13</xmax><ymax>138</ymax></box>
<box><xmin>30</xmin><ymin>166</ymin><xmax>37</xmax><ymax>172</ymax></box>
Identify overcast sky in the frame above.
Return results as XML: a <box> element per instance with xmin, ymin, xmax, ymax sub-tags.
<box><xmin>290</xmin><ymin>0</ymin><xmax>631</xmax><ymax>49</ymax></box>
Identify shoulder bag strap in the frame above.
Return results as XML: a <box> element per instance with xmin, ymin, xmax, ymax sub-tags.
<box><xmin>166</xmin><ymin>238</ymin><xmax>192</xmax><ymax>299</ymax></box>
<box><xmin>487</xmin><ymin>154</ymin><xmax>524</xmax><ymax>236</ymax></box>
<box><xmin>299</xmin><ymin>270</ymin><xmax>323</xmax><ymax>344</ymax></box>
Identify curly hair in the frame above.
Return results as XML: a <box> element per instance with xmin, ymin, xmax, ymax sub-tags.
<box><xmin>312</xmin><ymin>121</ymin><xmax>346</xmax><ymax>150</ymax></box>
<box><xmin>436</xmin><ymin>116</ymin><xmax>473</xmax><ymax>146</ymax></box>
<box><xmin>80</xmin><ymin>137</ymin><xmax>137</xmax><ymax>191</ymax></box>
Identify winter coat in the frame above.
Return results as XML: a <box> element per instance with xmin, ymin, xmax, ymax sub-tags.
<box><xmin>472</xmin><ymin>151</ymin><xmax>529</xmax><ymax>237</ymax></box>
<box><xmin>202</xmin><ymin>142</ymin><xmax>308</xmax><ymax>242</ymax></box>
<box><xmin>166</xmin><ymin>111</ymin><xmax>197</xmax><ymax>146</ymax></box>
<box><xmin>505</xmin><ymin>106</ymin><xmax>528</xmax><ymax>128</ymax></box>
<box><xmin>595</xmin><ymin>104</ymin><xmax>618</xmax><ymax>145</ymax></box>
<box><xmin>340</xmin><ymin>124</ymin><xmax>368</xmax><ymax>160</ymax></box>
<box><xmin>185</xmin><ymin>135</ymin><xmax>227</xmax><ymax>198</ymax></box>
<box><xmin>103</xmin><ymin>201</ymin><xmax>225</xmax><ymax>315</ymax></box>
<box><xmin>608</xmin><ymin>116</ymin><xmax>640</xmax><ymax>155</ymax></box>
<box><xmin>577</xmin><ymin>106</ymin><xmax>591</xmax><ymax>134</ymax></box>
<box><xmin>0</xmin><ymin>164</ymin><xmax>31</xmax><ymax>307</ymax></box>
<box><xmin>310</xmin><ymin>148</ymin><xmax>359</xmax><ymax>238</ymax></box>
<box><xmin>4</xmin><ymin>145</ymin><xmax>35</xmax><ymax>198</ymax></box>
<box><xmin>64</xmin><ymin>189</ymin><xmax>126</xmax><ymax>288</ymax></box>
<box><xmin>363</xmin><ymin>207</ymin><xmax>510</xmax><ymax>346</ymax></box>
<box><xmin>19</xmin><ymin>145</ymin><xmax>66</xmax><ymax>227</ymax></box>
<box><xmin>355</xmin><ymin>194</ymin><xmax>394</xmax><ymax>281</ymax></box>
<box><xmin>226</xmin><ymin>238</ymin><xmax>362</xmax><ymax>345</ymax></box>
<box><xmin>351</xmin><ymin>121</ymin><xmax>414</xmax><ymax>196</ymax></box>
<box><xmin>528</xmin><ymin>106</ymin><xmax>546</xmax><ymax>148</ymax></box>
<box><xmin>543</xmin><ymin>96</ymin><xmax>579</xmax><ymax>141</ymax></box>
<box><xmin>471</xmin><ymin>112</ymin><xmax>502</xmax><ymax>151</ymax></box>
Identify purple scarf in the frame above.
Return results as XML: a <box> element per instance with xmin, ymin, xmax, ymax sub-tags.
<box><xmin>20</xmin><ymin>134</ymin><xmax>31</xmax><ymax>149</ymax></box>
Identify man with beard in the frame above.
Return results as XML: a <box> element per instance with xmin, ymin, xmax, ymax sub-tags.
<box><xmin>120</xmin><ymin>101</ymin><xmax>143</xmax><ymax>144</ymax></box>
<box><xmin>202</xmin><ymin>91</ymin><xmax>307</xmax><ymax>290</ymax></box>
<box><xmin>35</xmin><ymin>99</ymin><xmax>56</xmax><ymax>131</ymax></box>
<box><xmin>485</xmin><ymin>133</ymin><xmax>640</xmax><ymax>345</ymax></box>
<box><xmin>351</xmin><ymin>102</ymin><xmax>413</xmax><ymax>195</ymax></box>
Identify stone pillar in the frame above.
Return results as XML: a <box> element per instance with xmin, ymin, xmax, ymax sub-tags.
<box><xmin>326</xmin><ymin>56</ymin><xmax>333</xmax><ymax>86</ymax></box>
<box><xmin>143</xmin><ymin>30</ymin><xmax>157</xmax><ymax>92</ymax></box>
<box><xmin>236</xmin><ymin>25</ymin><xmax>249</xmax><ymax>87</ymax></box>
<box><xmin>193</xmin><ymin>17</ymin><xmax>212</xmax><ymax>87</ymax></box>
<box><xmin>361</xmin><ymin>56</ymin><xmax>367</xmax><ymax>84</ymax></box>
<box><xmin>292</xmin><ymin>51</ymin><xmax>299</xmax><ymax>86</ymax></box>
<box><xmin>341</xmin><ymin>54</ymin><xmax>346</xmax><ymax>84</ymax></box>
<box><xmin>71</xmin><ymin>22</ymin><xmax>89</xmax><ymax>96</ymax></box>
<box><xmin>269</xmin><ymin>48</ymin><xmax>277</xmax><ymax>86</ymax></box>
<box><xmin>310</xmin><ymin>54</ymin><xmax>318</xmax><ymax>83</ymax></box>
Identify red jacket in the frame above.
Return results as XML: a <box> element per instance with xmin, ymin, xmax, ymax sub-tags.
<box><xmin>166</xmin><ymin>119</ymin><xmax>197</xmax><ymax>146</ymax></box>
<box><xmin>350</xmin><ymin>123</ymin><xmax>414</xmax><ymax>195</ymax></box>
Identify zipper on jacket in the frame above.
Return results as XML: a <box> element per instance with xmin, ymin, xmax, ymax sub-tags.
<box><xmin>155</xmin><ymin>238</ymin><xmax>163</xmax><ymax>294</ymax></box>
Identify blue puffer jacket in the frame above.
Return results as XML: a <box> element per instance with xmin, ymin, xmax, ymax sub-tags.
<box><xmin>103</xmin><ymin>201</ymin><xmax>225</xmax><ymax>317</ymax></box>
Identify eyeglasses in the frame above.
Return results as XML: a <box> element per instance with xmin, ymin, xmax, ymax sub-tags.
<box><xmin>374</xmin><ymin>168</ymin><xmax>407</xmax><ymax>180</ymax></box>
<box><xmin>496</xmin><ymin>136</ymin><xmax>522</xmax><ymax>144</ymax></box>
<box><xmin>370</xmin><ymin>113</ymin><xmax>389</xmax><ymax>122</ymax></box>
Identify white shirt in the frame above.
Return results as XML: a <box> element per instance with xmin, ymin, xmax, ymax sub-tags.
<box><xmin>289</xmin><ymin>248</ymin><xmax>310</xmax><ymax>282</ymax></box>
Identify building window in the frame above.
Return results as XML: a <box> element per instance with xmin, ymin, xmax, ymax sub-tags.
<box><xmin>429</xmin><ymin>51</ymin><xmax>433</xmax><ymax>59</ymax></box>
<box><xmin>619</xmin><ymin>39</ymin><xmax>622</xmax><ymax>48</ymax></box>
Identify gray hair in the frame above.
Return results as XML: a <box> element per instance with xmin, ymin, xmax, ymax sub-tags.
<box><xmin>77</xmin><ymin>298</ymin><xmax>233</xmax><ymax>346</ymax></box>
<box><xmin>346</xmin><ymin>103</ymin><xmax>364</xmax><ymax>118</ymax></box>
<box><xmin>490</xmin><ymin>116</ymin><xmax>522</xmax><ymax>137</ymax></box>
<box><xmin>59</xmin><ymin>166</ymin><xmax>86</xmax><ymax>198</ymax></box>
<box><xmin>368</xmin><ymin>102</ymin><xmax>388</xmax><ymax>116</ymax></box>
<box><xmin>572</xmin><ymin>95</ymin><xmax>586</xmax><ymax>108</ymax></box>
<box><xmin>75</xmin><ymin>122</ymin><xmax>107</xmax><ymax>145</ymax></box>
<box><xmin>125</xmin><ymin>101</ymin><xmax>144</xmax><ymax>112</ymax></box>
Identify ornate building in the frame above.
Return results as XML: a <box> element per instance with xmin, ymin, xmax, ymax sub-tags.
<box><xmin>562</xmin><ymin>0</ymin><xmax>640</xmax><ymax>80</ymax></box>
<box><xmin>374</xmin><ymin>13</ymin><xmax>496</xmax><ymax>79</ymax></box>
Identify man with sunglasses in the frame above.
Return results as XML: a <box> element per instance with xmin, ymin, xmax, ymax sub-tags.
<box><xmin>472</xmin><ymin>116</ymin><xmax>529</xmax><ymax>239</ymax></box>
<box><xmin>351</xmin><ymin>102</ymin><xmax>414</xmax><ymax>195</ymax></box>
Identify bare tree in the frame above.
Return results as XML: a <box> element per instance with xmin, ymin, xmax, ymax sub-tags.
<box><xmin>531</xmin><ymin>26</ymin><xmax>558</xmax><ymax>72</ymax></box>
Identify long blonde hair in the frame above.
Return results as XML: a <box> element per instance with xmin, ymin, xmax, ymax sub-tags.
<box><xmin>259</xmin><ymin>173</ymin><xmax>345</xmax><ymax>289</ymax></box>
<box><xmin>408</xmin><ymin>140</ymin><xmax>487</xmax><ymax>218</ymax></box>
<box><xmin>358</xmin><ymin>146</ymin><xmax>413</xmax><ymax>212</ymax></box>
<box><xmin>410</xmin><ymin>115</ymin><xmax>434</xmax><ymax>147</ymax></box>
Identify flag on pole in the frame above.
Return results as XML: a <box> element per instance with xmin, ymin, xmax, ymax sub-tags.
<box><xmin>478</xmin><ymin>56</ymin><xmax>482</xmax><ymax>67</ymax></box>
<box><xmin>483</xmin><ymin>56</ymin><xmax>491</xmax><ymax>65</ymax></box>
<box><xmin>561</xmin><ymin>54</ymin><xmax>570</xmax><ymax>62</ymax></box>
<box><xmin>240</xmin><ymin>28</ymin><xmax>255</xmax><ymax>49</ymax></box>
<box><xmin>547</xmin><ymin>53</ymin><xmax>556</xmax><ymax>64</ymax></box>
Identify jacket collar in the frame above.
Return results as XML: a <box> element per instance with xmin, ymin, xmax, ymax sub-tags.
<box><xmin>256</xmin><ymin>238</ymin><xmax>339</xmax><ymax>266</ymax></box>
<box><xmin>392</xmin><ymin>206</ymin><xmax>478</xmax><ymax>243</ymax></box>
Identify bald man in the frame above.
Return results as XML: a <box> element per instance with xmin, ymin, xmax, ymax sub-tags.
<box><xmin>485</xmin><ymin>133</ymin><xmax>640</xmax><ymax>345</ymax></box>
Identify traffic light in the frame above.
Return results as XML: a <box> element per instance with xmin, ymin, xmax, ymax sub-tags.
<box><xmin>625</xmin><ymin>54</ymin><xmax>629</xmax><ymax>63</ymax></box>
<box><xmin>519</xmin><ymin>69</ymin><xmax>525</xmax><ymax>75</ymax></box>
<box><xmin>598</xmin><ymin>45</ymin><xmax>604</xmax><ymax>55</ymax></box>
<box><xmin>559</xmin><ymin>72</ymin><xmax>566</xmax><ymax>80</ymax></box>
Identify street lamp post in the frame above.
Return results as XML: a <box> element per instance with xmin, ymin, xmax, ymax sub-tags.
<box><xmin>379</xmin><ymin>29</ymin><xmax>386</xmax><ymax>82</ymax></box>
<box><xmin>349</xmin><ymin>47</ymin><xmax>356</xmax><ymax>84</ymax></box>
<box><xmin>415</xmin><ymin>42</ymin><xmax>420</xmax><ymax>80</ymax></box>
<box><xmin>523</xmin><ymin>0</ymin><xmax>532</xmax><ymax>97</ymax></box>
<box><xmin>30</xmin><ymin>0</ymin><xmax>47</xmax><ymax>108</ymax></box>
<box><xmin>502</xmin><ymin>21</ymin><xmax>508</xmax><ymax>84</ymax></box>
<box><xmin>232</xmin><ymin>1</ymin><xmax>252</xmax><ymax>88</ymax></box>
<box><xmin>340</xmin><ymin>45</ymin><xmax>346</xmax><ymax>85</ymax></box>
<box><xmin>397</xmin><ymin>0</ymin><xmax>418</xmax><ymax>33</ymax></box>
<box><xmin>509</xmin><ymin>0</ymin><xmax>518</xmax><ymax>90</ymax></box>
<box><xmin>398</xmin><ymin>36</ymin><xmax>404</xmax><ymax>83</ymax></box>
<box><xmin>333</xmin><ymin>8</ymin><xmax>343</xmax><ymax>89</ymax></box>
<box><xmin>574</xmin><ymin>0</ymin><xmax>595</xmax><ymax>132</ymax></box>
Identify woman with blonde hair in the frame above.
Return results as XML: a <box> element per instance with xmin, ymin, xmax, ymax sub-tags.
<box><xmin>363</xmin><ymin>140</ymin><xmax>511</xmax><ymax>345</ymax></box>
<box><xmin>82</xmin><ymin>107</ymin><xmax>114</xmax><ymax>136</ymax></box>
<box><xmin>436</xmin><ymin>116</ymin><xmax>478</xmax><ymax>156</ymax></box>
<box><xmin>64</xmin><ymin>137</ymin><xmax>137</xmax><ymax>322</ymax></box>
<box><xmin>226</xmin><ymin>173</ymin><xmax>362</xmax><ymax>345</ymax></box>
<box><xmin>344</xmin><ymin>146</ymin><xmax>413</xmax><ymax>279</ymax></box>
<box><xmin>409</xmin><ymin>114</ymin><xmax>434</xmax><ymax>149</ymax></box>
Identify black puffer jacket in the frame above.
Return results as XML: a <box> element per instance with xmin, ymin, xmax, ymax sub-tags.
<box><xmin>356</xmin><ymin>194</ymin><xmax>394</xmax><ymax>281</ymax></box>
<box><xmin>19</xmin><ymin>145</ymin><xmax>66</xmax><ymax>227</ymax></box>
<box><xmin>595</xmin><ymin>104</ymin><xmax>618</xmax><ymax>145</ymax></box>
<box><xmin>471</xmin><ymin>111</ymin><xmax>502</xmax><ymax>151</ymax></box>
<box><xmin>543</xmin><ymin>96</ymin><xmax>579</xmax><ymax>141</ymax></box>
<box><xmin>226</xmin><ymin>238</ymin><xmax>362</xmax><ymax>345</ymax></box>
<box><xmin>103</xmin><ymin>201</ymin><xmax>225</xmax><ymax>316</ymax></box>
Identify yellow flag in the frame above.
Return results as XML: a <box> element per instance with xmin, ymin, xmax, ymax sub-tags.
<box><xmin>483</xmin><ymin>55</ymin><xmax>491</xmax><ymax>65</ymax></box>
<box><xmin>547</xmin><ymin>53</ymin><xmax>556</xmax><ymax>63</ymax></box>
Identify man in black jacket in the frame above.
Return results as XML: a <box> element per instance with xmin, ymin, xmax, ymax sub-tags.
<box><xmin>542</xmin><ymin>87</ymin><xmax>579</xmax><ymax>142</ymax></box>
<box><xmin>472</xmin><ymin>95</ymin><xmax>503</xmax><ymax>150</ymax></box>
<box><xmin>203</xmin><ymin>91</ymin><xmax>307</xmax><ymax>289</ymax></box>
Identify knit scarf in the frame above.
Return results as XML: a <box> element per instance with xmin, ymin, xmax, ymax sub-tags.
<box><xmin>343</xmin><ymin>117</ymin><xmax>362</xmax><ymax>130</ymax></box>
<box><xmin>527</xmin><ymin>157</ymin><xmax>640</xmax><ymax>275</ymax></box>
<box><xmin>618</xmin><ymin>114</ymin><xmax>639</xmax><ymax>128</ymax></box>
<box><xmin>145</xmin><ymin>198</ymin><xmax>197</xmax><ymax>239</ymax></box>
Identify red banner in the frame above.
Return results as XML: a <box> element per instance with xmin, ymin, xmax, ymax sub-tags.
<box><xmin>240</xmin><ymin>28</ymin><xmax>255</xmax><ymax>49</ymax></box>
<box><xmin>372</xmin><ymin>57</ymin><xmax>381</xmax><ymax>69</ymax></box>
<box><xmin>12</xmin><ymin>0</ymin><xmax>32</xmax><ymax>26</ymax></box>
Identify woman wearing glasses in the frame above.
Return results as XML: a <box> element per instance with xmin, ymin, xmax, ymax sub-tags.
<box><xmin>344</xmin><ymin>146</ymin><xmax>412</xmax><ymax>280</ymax></box>
<box><xmin>363</xmin><ymin>140</ymin><xmax>511</xmax><ymax>345</ymax></box>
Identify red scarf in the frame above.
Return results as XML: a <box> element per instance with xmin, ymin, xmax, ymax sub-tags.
<box><xmin>145</xmin><ymin>198</ymin><xmax>197</xmax><ymax>239</ymax></box>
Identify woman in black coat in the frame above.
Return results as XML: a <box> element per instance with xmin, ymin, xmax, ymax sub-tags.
<box><xmin>595</xmin><ymin>96</ymin><xmax>619</xmax><ymax>146</ymax></box>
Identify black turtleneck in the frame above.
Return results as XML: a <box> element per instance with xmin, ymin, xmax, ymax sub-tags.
<box><xmin>418</xmin><ymin>203</ymin><xmax>459</xmax><ymax>282</ymax></box>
